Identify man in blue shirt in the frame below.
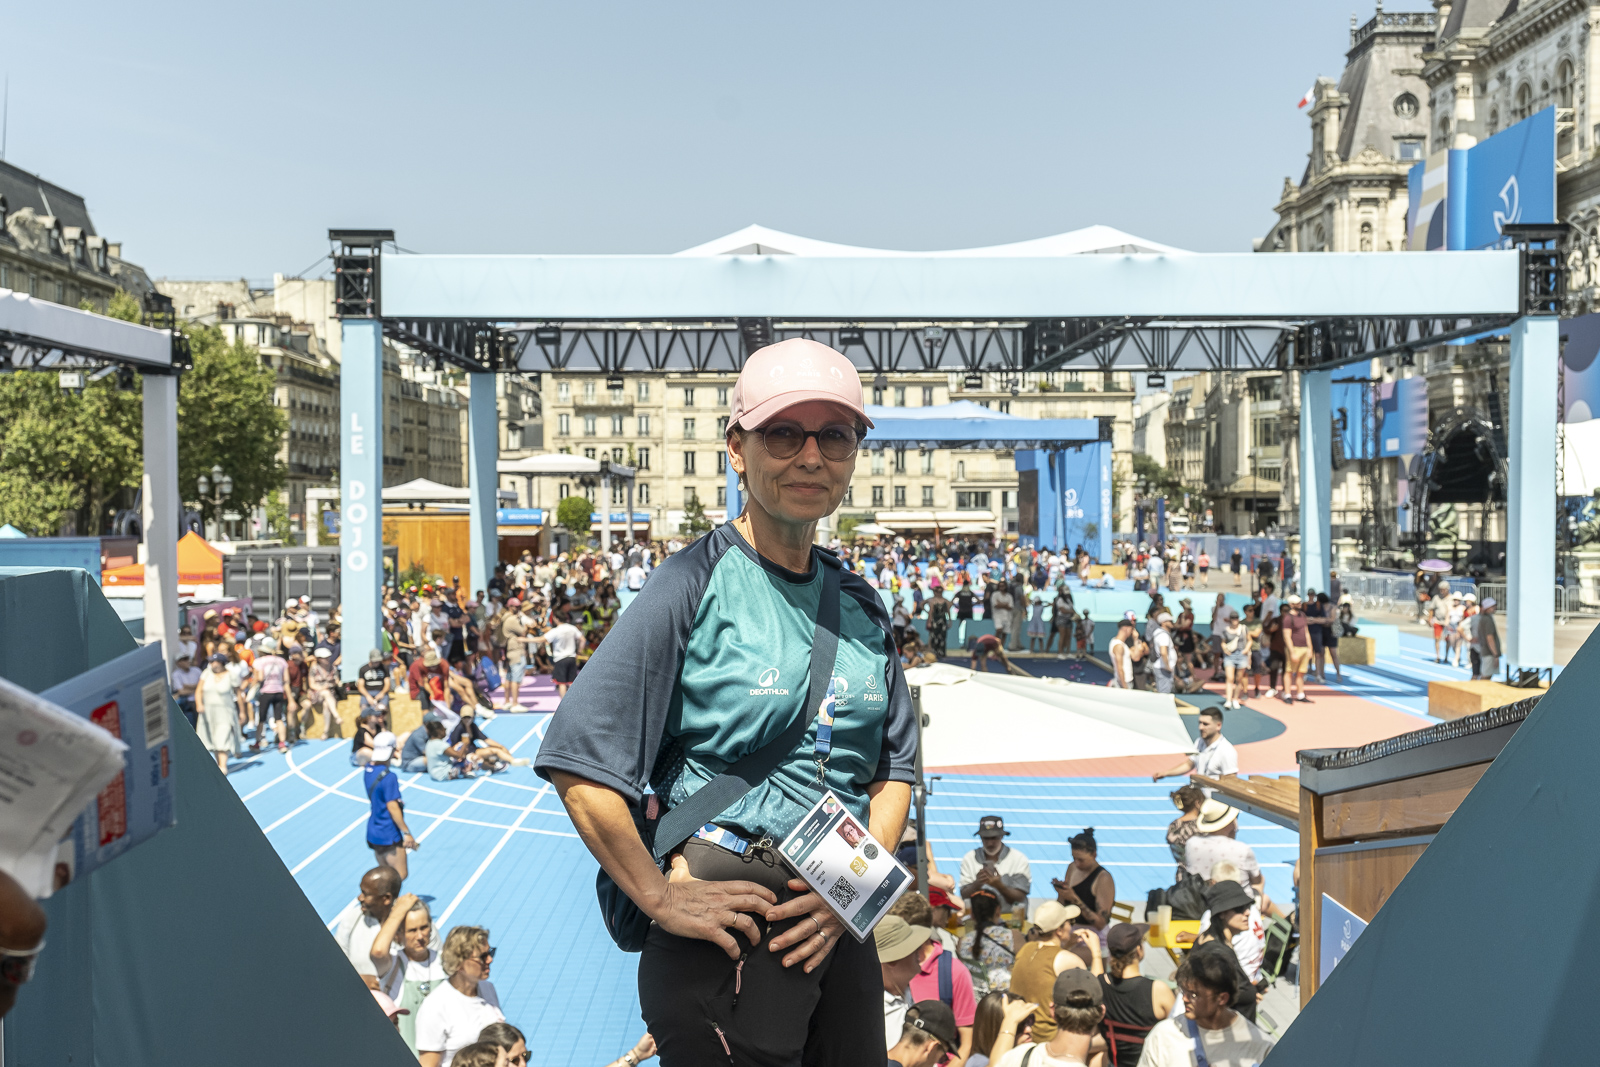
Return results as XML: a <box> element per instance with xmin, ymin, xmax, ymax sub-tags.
<box><xmin>364</xmin><ymin>732</ymin><xmax>415</xmax><ymax>881</ymax></box>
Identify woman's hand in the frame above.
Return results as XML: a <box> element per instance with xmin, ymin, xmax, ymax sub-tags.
<box><xmin>631</xmin><ymin>1033</ymin><xmax>658</xmax><ymax>1062</ymax></box>
<box><xmin>650</xmin><ymin>853</ymin><xmax>777</xmax><ymax>960</ymax></box>
<box><xmin>1001</xmin><ymin>998</ymin><xmax>1039</xmax><ymax>1028</ymax></box>
<box><xmin>764</xmin><ymin>877</ymin><xmax>846</xmax><ymax>972</ymax></box>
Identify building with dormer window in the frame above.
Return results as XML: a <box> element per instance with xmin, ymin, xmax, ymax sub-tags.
<box><xmin>0</xmin><ymin>160</ymin><xmax>152</xmax><ymax>309</ymax></box>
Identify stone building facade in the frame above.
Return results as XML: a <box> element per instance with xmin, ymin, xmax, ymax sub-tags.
<box><xmin>0</xmin><ymin>160</ymin><xmax>152</xmax><ymax>310</ymax></box>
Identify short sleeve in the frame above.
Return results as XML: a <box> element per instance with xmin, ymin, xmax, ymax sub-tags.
<box><xmin>413</xmin><ymin>991</ymin><xmax>447</xmax><ymax>1052</ymax></box>
<box><xmin>951</xmin><ymin>957</ymin><xmax>977</xmax><ymax>1025</ymax></box>
<box><xmin>1002</xmin><ymin>853</ymin><xmax>1031</xmax><ymax>895</ymax></box>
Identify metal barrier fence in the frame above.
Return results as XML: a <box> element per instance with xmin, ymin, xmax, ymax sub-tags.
<box><xmin>1335</xmin><ymin>574</ymin><xmax>1598</xmax><ymax>622</ymax></box>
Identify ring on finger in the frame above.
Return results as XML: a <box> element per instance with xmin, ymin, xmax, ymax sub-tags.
<box><xmin>811</xmin><ymin>915</ymin><xmax>823</xmax><ymax>935</ymax></box>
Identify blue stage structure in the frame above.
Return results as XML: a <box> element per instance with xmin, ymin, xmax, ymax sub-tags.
<box><xmin>327</xmin><ymin>229</ymin><xmax>1557</xmax><ymax>672</ymax></box>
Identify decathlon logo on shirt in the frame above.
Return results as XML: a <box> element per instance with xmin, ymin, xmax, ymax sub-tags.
<box><xmin>751</xmin><ymin>666</ymin><xmax>790</xmax><ymax>696</ymax></box>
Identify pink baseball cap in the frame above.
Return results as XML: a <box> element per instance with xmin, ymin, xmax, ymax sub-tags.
<box><xmin>371</xmin><ymin>989</ymin><xmax>409</xmax><ymax>1017</ymax></box>
<box><xmin>729</xmin><ymin>338</ymin><xmax>873</xmax><ymax>432</ymax></box>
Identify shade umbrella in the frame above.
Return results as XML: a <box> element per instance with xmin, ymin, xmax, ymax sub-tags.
<box><xmin>904</xmin><ymin>664</ymin><xmax>1194</xmax><ymax>767</ymax></box>
<box><xmin>942</xmin><ymin>523</ymin><xmax>995</xmax><ymax>535</ymax></box>
<box><xmin>1418</xmin><ymin>559</ymin><xmax>1452</xmax><ymax>573</ymax></box>
<box><xmin>850</xmin><ymin>523</ymin><xmax>897</xmax><ymax>537</ymax></box>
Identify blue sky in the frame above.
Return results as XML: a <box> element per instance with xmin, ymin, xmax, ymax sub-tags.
<box><xmin>6</xmin><ymin>1</ymin><xmax>1431</xmax><ymax>279</ymax></box>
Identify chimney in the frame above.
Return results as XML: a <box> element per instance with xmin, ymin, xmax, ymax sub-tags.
<box><xmin>107</xmin><ymin>242</ymin><xmax>122</xmax><ymax>259</ymax></box>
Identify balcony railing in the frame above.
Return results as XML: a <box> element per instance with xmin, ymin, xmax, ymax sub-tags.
<box><xmin>1350</xmin><ymin>10</ymin><xmax>1434</xmax><ymax>50</ymax></box>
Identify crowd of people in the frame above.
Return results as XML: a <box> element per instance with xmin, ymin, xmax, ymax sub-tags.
<box><xmin>1415</xmin><ymin>576</ymin><xmax>1502</xmax><ymax>680</ymax></box>
<box><xmin>876</xmin><ymin>805</ymin><xmax>1279</xmax><ymax>1066</ymax></box>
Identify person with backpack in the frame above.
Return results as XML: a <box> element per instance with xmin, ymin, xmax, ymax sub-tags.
<box><xmin>364</xmin><ymin>733</ymin><xmax>416</xmax><ymax>882</ymax></box>
<box><xmin>535</xmin><ymin>339</ymin><xmax>916</xmax><ymax>1066</ymax></box>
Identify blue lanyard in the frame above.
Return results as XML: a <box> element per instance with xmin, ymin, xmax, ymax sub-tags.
<box><xmin>813</xmin><ymin>678</ymin><xmax>838</xmax><ymax>781</ymax></box>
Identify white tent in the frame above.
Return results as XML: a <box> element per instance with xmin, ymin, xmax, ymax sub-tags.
<box><xmin>905</xmin><ymin>664</ymin><xmax>1195</xmax><ymax>767</ymax></box>
<box><xmin>497</xmin><ymin>453</ymin><xmax>602</xmax><ymax>475</ymax></box>
<box><xmin>1562</xmin><ymin>418</ymin><xmax>1600</xmax><ymax>497</ymax></box>
<box><xmin>383</xmin><ymin>478</ymin><xmax>516</xmax><ymax>503</ymax></box>
<box><xmin>850</xmin><ymin>523</ymin><xmax>897</xmax><ymax>537</ymax></box>
<box><xmin>674</xmin><ymin>223</ymin><xmax>1188</xmax><ymax>258</ymax></box>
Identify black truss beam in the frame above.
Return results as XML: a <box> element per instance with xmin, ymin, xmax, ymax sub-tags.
<box><xmin>382</xmin><ymin>319</ymin><xmax>512</xmax><ymax>373</ymax></box>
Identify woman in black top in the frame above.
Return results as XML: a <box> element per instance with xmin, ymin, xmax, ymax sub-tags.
<box><xmin>1053</xmin><ymin>828</ymin><xmax>1116</xmax><ymax>954</ymax></box>
<box><xmin>1099</xmin><ymin>923</ymin><xmax>1175</xmax><ymax>1067</ymax></box>
<box><xmin>954</xmin><ymin>584</ymin><xmax>975</xmax><ymax>620</ymax></box>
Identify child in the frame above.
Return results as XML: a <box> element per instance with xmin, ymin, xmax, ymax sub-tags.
<box><xmin>1075</xmin><ymin>613</ymin><xmax>1095</xmax><ymax>657</ymax></box>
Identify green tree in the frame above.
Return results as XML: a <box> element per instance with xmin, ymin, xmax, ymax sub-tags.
<box><xmin>680</xmin><ymin>495</ymin><xmax>713</xmax><ymax>537</ymax></box>
<box><xmin>176</xmin><ymin>323</ymin><xmax>287</xmax><ymax>525</ymax></box>
<box><xmin>837</xmin><ymin>515</ymin><xmax>863</xmax><ymax>541</ymax></box>
<box><xmin>0</xmin><ymin>373</ymin><xmax>142</xmax><ymax>535</ymax></box>
<box><xmin>556</xmin><ymin>494</ymin><xmax>595</xmax><ymax>541</ymax></box>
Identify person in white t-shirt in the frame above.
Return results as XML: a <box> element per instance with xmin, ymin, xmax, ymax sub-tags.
<box><xmin>331</xmin><ymin>867</ymin><xmax>405</xmax><ymax>993</ymax></box>
<box><xmin>370</xmin><ymin>897</ymin><xmax>447</xmax><ymax>1054</ymax></box>
<box><xmin>1199</xmin><ymin>864</ymin><xmax>1266</xmax><ymax>983</ymax></box>
<box><xmin>533</xmin><ymin>615</ymin><xmax>586</xmax><ymax>697</ymax></box>
<box><xmin>415</xmin><ymin>925</ymin><xmax>505</xmax><ymax>1067</ymax></box>
<box><xmin>1139</xmin><ymin>944</ymin><xmax>1274</xmax><ymax>1066</ymax></box>
<box><xmin>1107</xmin><ymin>617</ymin><xmax>1138</xmax><ymax>689</ymax></box>
<box><xmin>1182</xmin><ymin>802</ymin><xmax>1267</xmax><ymax>907</ymax></box>
<box><xmin>624</xmin><ymin>564</ymin><xmax>647</xmax><ymax>591</ymax></box>
<box><xmin>1151</xmin><ymin>707</ymin><xmax>1238</xmax><ymax>789</ymax></box>
<box><xmin>1150</xmin><ymin>613</ymin><xmax>1177</xmax><ymax>694</ymax></box>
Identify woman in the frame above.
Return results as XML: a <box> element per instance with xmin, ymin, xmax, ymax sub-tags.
<box><xmin>1218</xmin><ymin>609</ymin><xmax>1248</xmax><ymax>710</ymax></box>
<box><xmin>1053</xmin><ymin>828</ymin><xmax>1115</xmax><ymax>952</ymax></box>
<box><xmin>196</xmin><ymin>653</ymin><xmax>239</xmax><ymax>774</ymax></box>
<box><xmin>475</xmin><ymin>1022</ymin><xmax>530</xmax><ymax>1066</ymax></box>
<box><xmin>1026</xmin><ymin>589</ymin><xmax>1048</xmax><ymax>652</ymax></box>
<box><xmin>371</xmin><ymin>898</ymin><xmax>446</xmax><ymax>1053</ymax></box>
<box><xmin>309</xmin><ymin>647</ymin><xmax>342</xmax><ymax>739</ymax></box>
<box><xmin>1164</xmin><ymin>784</ymin><xmax>1205</xmax><ymax>882</ymax></box>
<box><xmin>415</xmin><ymin>925</ymin><xmax>504</xmax><ymax>1067</ymax></box>
<box><xmin>924</xmin><ymin>588</ymin><xmax>952</xmax><ymax>658</ymax></box>
<box><xmin>1262</xmin><ymin>605</ymin><xmax>1286</xmax><ymax>700</ymax></box>
<box><xmin>535</xmin><ymin>339</ymin><xmax>915</xmax><ymax>1066</ymax></box>
<box><xmin>1100</xmin><ymin>922</ymin><xmax>1176</xmax><ymax>1067</ymax></box>
<box><xmin>956</xmin><ymin>886</ymin><xmax>1023</xmax><ymax>996</ymax></box>
<box><xmin>1304</xmin><ymin>591</ymin><xmax>1330</xmax><ymax>682</ymax></box>
<box><xmin>1311</xmin><ymin>591</ymin><xmax>1342</xmax><ymax>682</ymax></box>
<box><xmin>1193</xmin><ymin>879</ymin><xmax>1266</xmax><ymax>991</ymax></box>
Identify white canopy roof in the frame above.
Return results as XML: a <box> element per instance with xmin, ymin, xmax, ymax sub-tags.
<box><xmin>0</xmin><ymin>287</ymin><xmax>174</xmax><ymax>368</ymax></box>
<box><xmin>674</xmin><ymin>223</ymin><xmax>1189</xmax><ymax>258</ymax></box>
<box><xmin>498</xmin><ymin>453</ymin><xmax>601</xmax><ymax>475</ymax></box>
<box><xmin>1562</xmin><ymin>417</ymin><xmax>1600</xmax><ymax>496</ymax></box>
<box><xmin>905</xmin><ymin>665</ymin><xmax>1194</xmax><ymax>768</ymax></box>
<box><xmin>383</xmin><ymin>478</ymin><xmax>516</xmax><ymax>503</ymax></box>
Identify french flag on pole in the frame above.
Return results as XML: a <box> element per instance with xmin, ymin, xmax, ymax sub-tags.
<box><xmin>1298</xmin><ymin>83</ymin><xmax>1318</xmax><ymax>109</ymax></box>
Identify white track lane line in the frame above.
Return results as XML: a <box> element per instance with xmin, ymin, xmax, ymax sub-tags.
<box><xmin>434</xmin><ymin>783</ymin><xmax>553</xmax><ymax>929</ymax></box>
<box><xmin>262</xmin><ymin>766</ymin><xmax>366</xmax><ymax>834</ymax></box>
<box><xmin>238</xmin><ymin>742</ymin><xmax>345</xmax><ymax>801</ymax></box>
<box><xmin>414</xmin><ymin>717</ymin><xmax>548</xmax><ymax>845</ymax></box>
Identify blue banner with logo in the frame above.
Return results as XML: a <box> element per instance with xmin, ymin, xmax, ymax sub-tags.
<box><xmin>1319</xmin><ymin>893</ymin><xmax>1369</xmax><ymax>986</ymax></box>
<box><xmin>1407</xmin><ymin>108</ymin><xmax>1555</xmax><ymax>251</ymax></box>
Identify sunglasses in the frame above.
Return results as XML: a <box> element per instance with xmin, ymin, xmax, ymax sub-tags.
<box><xmin>469</xmin><ymin>947</ymin><xmax>497</xmax><ymax>964</ymax></box>
<box><xmin>754</xmin><ymin>421</ymin><xmax>862</xmax><ymax>462</ymax></box>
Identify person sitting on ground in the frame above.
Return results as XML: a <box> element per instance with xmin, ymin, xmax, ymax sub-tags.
<box><xmin>352</xmin><ymin>708</ymin><xmax>384</xmax><ymax>766</ymax></box>
<box><xmin>957</xmin><ymin>886</ymin><xmax>1025</xmax><ymax>996</ymax></box>
<box><xmin>415</xmin><ymin>926</ymin><xmax>505</xmax><ymax>1067</ymax></box>
<box><xmin>1097</xmin><ymin>921</ymin><xmax>1174</xmax><ymax>1067</ymax></box>
<box><xmin>1138</xmin><ymin>942</ymin><xmax>1273</xmax><ymax>1064</ymax></box>
<box><xmin>399</xmin><ymin>712</ymin><xmax>438</xmax><ymax>773</ymax></box>
<box><xmin>889</xmin><ymin>1001</ymin><xmax>961</xmax><ymax>1067</ymax></box>
<box><xmin>333</xmin><ymin>867</ymin><xmax>406</xmax><ymax>993</ymax></box>
<box><xmin>900</xmin><ymin>633</ymin><xmax>938</xmax><ymax>667</ymax></box>
<box><xmin>448</xmin><ymin>707</ymin><xmax>523</xmax><ymax>773</ymax></box>
<box><xmin>423</xmin><ymin>720</ymin><xmax>463</xmax><ymax>781</ymax></box>
<box><xmin>993</xmin><ymin>969</ymin><xmax>1106</xmax><ymax>1067</ymax></box>
<box><xmin>1165</xmin><ymin>784</ymin><xmax>1206</xmax><ymax>883</ymax></box>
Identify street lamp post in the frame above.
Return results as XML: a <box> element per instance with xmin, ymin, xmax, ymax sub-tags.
<box><xmin>196</xmin><ymin>463</ymin><xmax>233</xmax><ymax>540</ymax></box>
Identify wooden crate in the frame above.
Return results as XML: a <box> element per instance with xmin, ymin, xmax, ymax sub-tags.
<box><xmin>1337</xmin><ymin>635</ymin><xmax>1376</xmax><ymax>665</ymax></box>
<box><xmin>1427</xmin><ymin>679</ymin><xmax>1545</xmax><ymax>720</ymax></box>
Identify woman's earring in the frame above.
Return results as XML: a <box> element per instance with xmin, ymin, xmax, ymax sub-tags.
<box><xmin>737</xmin><ymin>474</ymin><xmax>746</xmax><ymax>492</ymax></box>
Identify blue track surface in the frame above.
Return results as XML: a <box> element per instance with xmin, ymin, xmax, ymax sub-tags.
<box><xmin>233</xmin><ymin>715</ymin><xmax>1298</xmax><ymax>1065</ymax></box>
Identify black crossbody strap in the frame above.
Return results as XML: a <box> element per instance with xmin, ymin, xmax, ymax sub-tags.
<box><xmin>652</xmin><ymin>554</ymin><xmax>842</xmax><ymax>860</ymax></box>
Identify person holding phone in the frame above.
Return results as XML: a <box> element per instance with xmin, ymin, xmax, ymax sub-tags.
<box><xmin>536</xmin><ymin>339</ymin><xmax>916</xmax><ymax>1066</ymax></box>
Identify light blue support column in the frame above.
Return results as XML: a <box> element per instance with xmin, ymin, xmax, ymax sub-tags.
<box><xmin>468</xmin><ymin>373</ymin><xmax>498</xmax><ymax>594</ymax></box>
<box><xmin>1507</xmin><ymin>315</ymin><xmax>1558</xmax><ymax>668</ymax></box>
<box><xmin>339</xmin><ymin>320</ymin><xmax>383</xmax><ymax>682</ymax></box>
<box><xmin>1095</xmin><ymin>440</ymin><xmax>1113</xmax><ymax>563</ymax></box>
<box><xmin>1299</xmin><ymin>369</ymin><xmax>1332</xmax><ymax>597</ymax></box>
<box><xmin>725</xmin><ymin>463</ymin><xmax>743</xmax><ymax>521</ymax></box>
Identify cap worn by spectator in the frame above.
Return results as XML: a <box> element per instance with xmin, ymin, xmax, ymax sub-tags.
<box><xmin>927</xmin><ymin>886</ymin><xmax>956</xmax><ymax>911</ymax></box>
<box><xmin>1053</xmin><ymin>968</ymin><xmax>1104</xmax><ymax>1008</ymax></box>
<box><xmin>368</xmin><ymin>648</ymin><xmax>383</xmax><ymax>663</ymax></box>
<box><xmin>259</xmin><ymin>637</ymin><xmax>278</xmax><ymax>655</ymax></box>
<box><xmin>874</xmin><ymin>916</ymin><xmax>933</xmax><ymax>963</ymax></box>
<box><xmin>1107</xmin><ymin>922</ymin><xmax>1150</xmax><ymax>956</ymax></box>
<box><xmin>314</xmin><ymin>648</ymin><xmax>332</xmax><ymax>659</ymax></box>
<box><xmin>371</xmin><ymin>732</ymin><xmax>396</xmax><ymax>763</ymax></box>
<box><xmin>904</xmin><ymin>1000</ymin><xmax>959</xmax><ymax>1053</ymax></box>
<box><xmin>507</xmin><ymin>598</ymin><xmax>520</xmax><ymax>608</ymax></box>
<box><xmin>729</xmin><ymin>337</ymin><xmax>874</xmax><ymax>430</ymax></box>
<box><xmin>370</xmin><ymin>989</ymin><xmax>409</xmax><ymax>1019</ymax></box>
<box><xmin>1156</xmin><ymin>612</ymin><xmax>1173</xmax><ymax>624</ymax></box>
<box><xmin>284</xmin><ymin>598</ymin><xmax>298</xmax><ymax>609</ymax></box>
<box><xmin>1195</xmin><ymin>799</ymin><xmax>1239</xmax><ymax>833</ymax></box>
<box><xmin>1287</xmin><ymin>594</ymin><xmax>1303</xmax><ymax>605</ymax></box>
<box><xmin>422</xmin><ymin>648</ymin><xmax>440</xmax><ymax>667</ymax></box>
<box><xmin>1203</xmin><ymin>879</ymin><xmax>1255</xmax><ymax>916</ymax></box>
<box><xmin>209</xmin><ymin>653</ymin><xmax>227</xmax><ymax>665</ymax></box>
<box><xmin>1482</xmin><ymin>597</ymin><xmax>1497</xmax><ymax>609</ymax></box>
<box><xmin>1031</xmin><ymin>900</ymin><xmax>1081</xmax><ymax>934</ymax></box>
<box><xmin>975</xmin><ymin>815</ymin><xmax>1009</xmax><ymax>837</ymax></box>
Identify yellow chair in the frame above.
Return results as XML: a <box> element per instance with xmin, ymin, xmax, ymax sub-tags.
<box><xmin>1145</xmin><ymin>905</ymin><xmax>1202</xmax><ymax>965</ymax></box>
<box><xmin>1110</xmin><ymin>900</ymin><xmax>1136</xmax><ymax>925</ymax></box>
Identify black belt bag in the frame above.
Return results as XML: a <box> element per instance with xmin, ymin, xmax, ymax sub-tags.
<box><xmin>597</xmin><ymin>555</ymin><xmax>842</xmax><ymax>952</ymax></box>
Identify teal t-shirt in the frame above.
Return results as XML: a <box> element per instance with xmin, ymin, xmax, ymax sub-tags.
<box><xmin>535</xmin><ymin>524</ymin><xmax>916</xmax><ymax>842</ymax></box>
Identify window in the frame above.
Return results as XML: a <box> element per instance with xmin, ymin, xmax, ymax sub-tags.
<box><xmin>1514</xmin><ymin>82</ymin><xmax>1533</xmax><ymax>122</ymax></box>
<box><xmin>583</xmin><ymin>415</ymin><xmax>597</xmax><ymax>436</ymax></box>
<box><xmin>956</xmin><ymin>461</ymin><xmax>966</xmax><ymax>480</ymax></box>
<box><xmin>717</xmin><ymin>386</ymin><xmax>729</xmax><ymax>405</ymax></box>
<box><xmin>921</xmin><ymin>486</ymin><xmax>934</xmax><ymax>507</ymax></box>
<box><xmin>684</xmin><ymin>451</ymin><xmax>696</xmax><ymax>474</ymax></box>
<box><xmin>584</xmin><ymin>448</ymin><xmax>597</xmax><ymax>460</ymax></box>
<box><xmin>1393</xmin><ymin>92</ymin><xmax>1419</xmax><ymax>119</ymax></box>
<box><xmin>872</xmin><ymin>387</ymin><xmax>884</xmax><ymax>405</ymax></box>
<box><xmin>922</xmin><ymin>386</ymin><xmax>933</xmax><ymax>406</ymax></box>
<box><xmin>893</xmin><ymin>486</ymin><xmax>906</xmax><ymax>507</ymax></box>
<box><xmin>921</xmin><ymin>451</ymin><xmax>933</xmax><ymax>474</ymax></box>
<box><xmin>956</xmin><ymin>491</ymin><xmax>991</xmax><ymax>510</ymax></box>
<box><xmin>637</xmin><ymin>380</ymin><xmax>651</xmax><ymax>401</ymax></box>
<box><xmin>717</xmin><ymin>485</ymin><xmax>727</xmax><ymax>507</ymax></box>
<box><xmin>871</xmin><ymin>452</ymin><xmax>885</xmax><ymax>475</ymax></box>
<box><xmin>612</xmin><ymin>447</ymin><xmax>624</xmax><ymax>463</ymax></box>
<box><xmin>637</xmin><ymin>447</ymin><xmax>651</xmax><ymax>469</ymax></box>
<box><xmin>894</xmin><ymin>386</ymin><xmax>906</xmax><ymax>406</ymax></box>
<box><xmin>683</xmin><ymin>418</ymin><xmax>696</xmax><ymax>439</ymax></box>
<box><xmin>717</xmin><ymin>416</ymin><xmax>729</xmax><ymax>436</ymax></box>
<box><xmin>871</xmin><ymin>485</ymin><xmax>885</xmax><ymax>507</ymax></box>
<box><xmin>684</xmin><ymin>487</ymin><xmax>698</xmax><ymax>507</ymax></box>
<box><xmin>638</xmin><ymin>483</ymin><xmax>650</xmax><ymax>504</ymax></box>
<box><xmin>997</xmin><ymin>401</ymin><xmax>1010</xmax><ymax>414</ymax></box>
<box><xmin>1359</xmin><ymin>221</ymin><xmax>1373</xmax><ymax>251</ymax></box>
<box><xmin>1486</xmin><ymin>110</ymin><xmax>1499</xmax><ymax>136</ymax></box>
<box><xmin>609</xmin><ymin>385</ymin><xmax>625</xmax><ymax>404</ymax></box>
<box><xmin>843</xmin><ymin>486</ymin><xmax>853</xmax><ymax>505</ymax></box>
<box><xmin>893</xmin><ymin>448</ymin><xmax>906</xmax><ymax>474</ymax></box>
<box><xmin>611</xmin><ymin>414</ymin><xmax>625</xmax><ymax>435</ymax></box>
<box><xmin>638</xmin><ymin>414</ymin><xmax>651</xmax><ymax>436</ymax></box>
<box><xmin>558</xmin><ymin>413</ymin><xmax>571</xmax><ymax>436</ymax></box>
<box><xmin>1001</xmin><ymin>491</ymin><xmax>1015</xmax><ymax>508</ymax></box>
<box><xmin>1559</xmin><ymin>60</ymin><xmax>1574</xmax><ymax>107</ymax></box>
<box><xmin>717</xmin><ymin>451</ymin><xmax>727</xmax><ymax>474</ymax></box>
<box><xmin>558</xmin><ymin>482</ymin><xmax>570</xmax><ymax>498</ymax></box>
<box><xmin>683</xmin><ymin>387</ymin><xmax>696</xmax><ymax>407</ymax></box>
<box><xmin>1398</xmin><ymin>139</ymin><xmax>1423</xmax><ymax>161</ymax></box>
<box><xmin>1253</xmin><ymin>417</ymin><xmax>1279</xmax><ymax>446</ymax></box>
<box><xmin>583</xmin><ymin>380</ymin><xmax>596</xmax><ymax>402</ymax></box>
<box><xmin>612</xmin><ymin>482</ymin><xmax>626</xmax><ymax>504</ymax></box>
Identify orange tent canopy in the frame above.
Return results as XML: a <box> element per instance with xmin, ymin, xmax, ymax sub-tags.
<box><xmin>99</xmin><ymin>532</ymin><xmax>224</xmax><ymax>587</ymax></box>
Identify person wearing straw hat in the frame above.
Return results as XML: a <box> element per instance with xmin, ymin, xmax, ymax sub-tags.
<box><xmin>1181</xmin><ymin>801</ymin><xmax>1263</xmax><ymax>903</ymax></box>
<box><xmin>536</xmin><ymin>338</ymin><xmax>916</xmax><ymax>1065</ymax></box>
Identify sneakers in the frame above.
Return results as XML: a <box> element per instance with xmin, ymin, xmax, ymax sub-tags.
<box><xmin>1297</xmin><ymin>694</ymin><xmax>1313</xmax><ymax>703</ymax></box>
<box><xmin>510</xmin><ymin>757</ymin><xmax>532</xmax><ymax>767</ymax></box>
<box><xmin>1263</xmin><ymin>688</ymin><xmax>1277</xmax><ymax>699</ymax></box>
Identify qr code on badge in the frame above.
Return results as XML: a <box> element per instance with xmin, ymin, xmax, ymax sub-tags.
<box><xmin>828</xmin><ymin>875</ymin><xmax>859</xmax><ymax>910</ymax></box>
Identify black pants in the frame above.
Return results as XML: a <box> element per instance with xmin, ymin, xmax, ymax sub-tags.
<box><xmin>638</xmin><ymin>838</ymin><xmax>885</xmax><ymax>1067</ymax></box>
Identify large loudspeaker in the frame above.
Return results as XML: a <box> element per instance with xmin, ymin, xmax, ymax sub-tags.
<box><xmin>1018</xmin><ymin>469</ymin><xmax>1039</xmax><ymax>538</ymax></box>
